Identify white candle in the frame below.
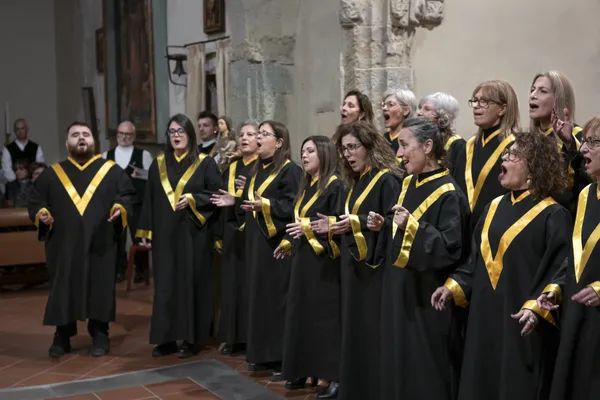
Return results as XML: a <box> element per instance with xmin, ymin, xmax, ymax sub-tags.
<box><xmin>4</xmin><ymin>102</ymin><xmax>9</xmax><ymax>134</ymax></box>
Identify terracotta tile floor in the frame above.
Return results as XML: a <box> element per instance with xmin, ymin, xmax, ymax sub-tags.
<box><xmin>0</xmin><ymin>282</ymin><xmax>324</xmax><ymax>399</ymax></box>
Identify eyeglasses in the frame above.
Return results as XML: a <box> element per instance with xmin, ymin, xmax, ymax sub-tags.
<box><xmin>117</xmin><ymin>131</ymin><xmax>134</xmax><ymax>137</ymax></box>
<box><xmin>581</xmin><ymin>137</ymin><xmax>600</xmax><ymax>150</ymax></box>
<box><xmin>380</xmin><ymin>101</ymin><xmax>402</xmax><ymax>110</ymax></box>
<box><xmin>168</xmin><ymin>128</ymin><xmax>186</xmax><ymax>136</ymax></box>
<box><xmin>257</xmin><ymin>130</ymin><xmax>276</xmax><ymax>138</ymax></box>
<box><xmin>341</xmin><ymin>143</ymin><xmax>363</xmax><ymax>155</ymax></box>
<box><xmin>501</xmin><ymin>148</ymin><xmax>521</xmax><ymax>162</ymax></box>
<box><xmin>468</xmin><ymin>98</ymin><xmax>500</xmax><ymax>109</ymax></box>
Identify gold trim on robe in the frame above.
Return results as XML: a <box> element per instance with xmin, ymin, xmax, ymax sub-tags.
<box><xmin>542</xmin><ymin>284</ymin><xmax>563</xmax><ymax>305</ymax></box>
<box><xmin>279</xmin><ymin>239</ymin><xmax>292</xmax><ymax>255</ymax></box>
<box><xmin>573</xmin><ymin>184</ymin><xmax>600</xmax><ymax>282</ymax></box>
<box><xmin>444</xmin><ymin>277</ymin><xmax>468</xmax><ymax>308</ymax></box>
<box><xmin>328</xmin><ymin>216</ymin><xmax>341</xmax><ymax>259</ymax></box>
<box><xmin>68</xmin><ymin>154</ymin><xmax>102</xmax><ymax>171</ymax></box>
<box><xmin>157</xmin><ymin>153</ymin><xmax>206</xmax><ymax>210</ymax></box>
<box><xmin>444</xmin><ymin>134</ymin><xmax>462</xmax><ymax>151</ymax></box>
<box><xmin>34</xmin><ymin>207</ymin><xmax>53</xmax><ymax>232</ymax></box>
<box><xmin>136</xmin><ymin>229</ymin><xmax>153</xmax><ymax>240</ymax></box>
<box><xmin>521</xmin><ymin>299</ymin><xmax>556</xmax><ymax>327</ymax></box>
<box><xmin>588</xmin><ymin>281</ymin><xmax>600</xmax><ymax>297</ymax></box>
<box><xmin>110</xmin><ymin>203</ymin><xmax>128</xmax><ymax>232</ymax></box>
<box><xmin>184</xmin><ymin>193</ymin><xmax>207</xmax><ymax>225</ymax></box>
<box><xmin>344</xmin><ymin>169</ymin><xmax>389</xmax><ymax>262</ymax></box>
<box><xmin>464</xmin><ymin>133</ymin><xmax>514</xmax><ymax>211</ymax></box>
<box><xmin>51</xmin><ymin>160</ymin><xmax>116</xmax><ymax>216</ymax></box>
<box><xmin>215</xmin><ymin>240</ymin><xmax>223</xmax><ymax>251</ymax></box>
<box><xmin>481</xmin><ymin>193</ymin><xmax>556</xmax><ymax>289</ymax></box>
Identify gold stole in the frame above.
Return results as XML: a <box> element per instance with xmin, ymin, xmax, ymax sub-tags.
<box><xmin>573</xmin><ymin>184</ymin><xmax>600</xmax><ymax>282</ymax></box>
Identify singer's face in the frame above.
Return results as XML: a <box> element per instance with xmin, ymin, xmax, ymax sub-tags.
<box><xmin>15</xmin><ymin>121</ymin><xmax>28</xmax><ymax>140</ymax></box>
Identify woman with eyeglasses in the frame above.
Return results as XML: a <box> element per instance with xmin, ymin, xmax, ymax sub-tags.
<box><xmin>136</xmin><ymin>113</ymin><xmax>222</xmax><ymax>358</ymax></box>
<box><xmin>273</xmin><ymin>136</ymin><xmax>344</xmax><ymax>399</ymax></box>
<box><xmin>536</xmin><ymin>117</ymin><xmax>600</xmax><ymax>400</ymax></box>
<box><xmin>367</xmin><ymin>118</ymin><xmax>470</xmax><ymax>399</ymax></box>
<box><xmin>210</xmin><ymin>120</ymin><xmax>260</xmax><ymax>356</ymax></box>
<box><xmin>227</xmin><ymin>120</ymin><xmax>301</xmax><ymax>379</ymax></box>
<box><xmin>325</xmin><ymin>121</ymin><xmax>402</xmax><ymax>400</ymax></box>
<box><xmin>529</xmin><ymin>70</ymin><xmax>590</xmax><ymax>217</ymax></box>
<box><xmin>381</xmin><ymin>88</ymin><xmax>417</xmax><ymax>153</ymax></box>
<box><xmin>417</xmin><ymin>92</ymin><xmax>466</xmax><ymax>175</ymax></box>
<box><xmin>432</xmin><ymin>132</ymin><xmax>572</xmax><ymax>400</ymax></box>
<box><xmin>453</xmin><ymin>80</ymin><xmax>520</xmax><ymax>232</ymax></box>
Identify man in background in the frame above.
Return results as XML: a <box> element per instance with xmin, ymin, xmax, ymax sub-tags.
<box><xmin>102</xmin><ymin>120</ymin><xmax>152</xmax><ymax>282</ymax></box>
<box><xmin>2</xmin><ymin>118</ymin><xmax>45</xmax><ymax>182</ymax></box>
<box><xmin>197</xmin><ymin>111</ymin><xmax>219</xmax><ymax>160</ymax></box>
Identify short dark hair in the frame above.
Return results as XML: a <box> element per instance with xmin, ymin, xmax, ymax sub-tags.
<box><xmin>197</xmin><ymin>111</ymin><xmax>218</xmax><ymax>127</ymax></box>
<box><xmin>30</xmin><ymin>162</ymin><xmax>47</xmax><ymax>173</ymax></box>
<box><xmin>66</xmin><ymin>121</ymin><xmax>92</xmax><ymax>135</ymax></box>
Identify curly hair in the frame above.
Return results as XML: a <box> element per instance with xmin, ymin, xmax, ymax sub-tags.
<box><xmin>335</xmin><ymin>121</ymin><xmax>404</xmax><ymax>187</ymax></box>
<box><xmin>513</xmin><ymin>131</ymin><xmax>567</xmax><ymax>199</ymax></box>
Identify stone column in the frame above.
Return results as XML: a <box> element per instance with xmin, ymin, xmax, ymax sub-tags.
<box><xmin>340</xmin><ymin>0</ymin><xmax>445</xmax><ymax>129</ymax></box>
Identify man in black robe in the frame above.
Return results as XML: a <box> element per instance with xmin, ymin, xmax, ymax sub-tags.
<box><xmin>28</xmin><ymin>121</ymin><xmax>135</xmax><ymax>358</ymax></box>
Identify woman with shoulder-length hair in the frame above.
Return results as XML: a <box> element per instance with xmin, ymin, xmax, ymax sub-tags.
<box><xmin>381</xmin><ymin>88</ymin><xmax>417</xmax><ymax>153</ymax></box>
<box><xmin>234</xmin><ymin>120</ymin><xmax>302</xmax><ymax>378</ymax></box>
<box><xmin>537</xmin><ymin>116</ymin><xmax>600</xmax><ymax>400</ymax></box>
<box><xmin>417</xmin><ymin>92</ymin><xmax>466</xmax><ymax>175</ymax></box>
<box><xmin>368</xmin><ymin>117</ymin><xmax>470</xmax><ymax>399</ymax></box>
<box><xmin>211</xmin><ymin>119</ymin><xmax>260</xmax><ymax>356</ymax></box>
<box><xmin>136</xmin><ymin>113</ymin><xmax>222</xmax><ymax>358</ymax></box>
<box><xmin>340</xmin><ymin>89</ymin><xmax>375</xmax><ymax>125</ymax></box>
<box><xmin>323</xmin><ymin>121</ymin><xmax>402</xmax><ymax>400</ymax></box>
<box><xmin>452</xmin><ymin>80</ymin><xmax>520</xmax><ymax>232</ymax></box>
<box><xmin>529</xmin><ymin>70</ymin><xmax>590</xmax><ymax>216</ymax></box>
<box><xmin>432</xmin><ymin>132</ymin><xmax>572</xmax><ymax>400</ymax></box>
<box><xmin>274</xmin><ymin>135</ymin><xmax>344</xmax><ymax>399</ymax></box>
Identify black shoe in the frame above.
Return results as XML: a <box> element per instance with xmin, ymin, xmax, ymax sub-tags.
<box><xmin>90</xmin><ymin>332</ymin><xmax>110</xmax><ymax>357</ymax></box>
<box><xmin>220</xmin><ymin>344</ymin><xmax>233</xmax><ymax>355</ymax></box>
<box><xmin>48</xmin><ymin>333</ymin><xmax>71</xmax><ymax>358</ymax></box>
<box><xmin>286</xmin><ymin>377</ymin><xmax>319</xmax><ymax>389</ymax></box>
<box><xmin>248</xmin><ymin>362</ymin><xmax>271</xmax><ymax>372</ymax></box>
<box><xmin>317</xmin><ymin>381</ymin><xmax>339</xmax><ymax>399</ymax></box>
<box><xmin>178</xmin><ymin>341</ymin><xmax>199</xmax><ymax>358</ymax></box>
<box><xmin>152</xmin><ymin>342</ymin><xmax>178</xmax><ymax>357</ymax></box>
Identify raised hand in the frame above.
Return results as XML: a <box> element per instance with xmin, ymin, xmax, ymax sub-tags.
<box><xmin>286</xmin><ymin>217</ymin><xmax>304</xmax><ymax>239</ymax></box>
<box><xmin>536</xmin><ymin>292</ymin><xmax>559</xmax><ymax>311</ymax></box>
<box><xmin>39</xmin><ymin>210</ymin><xmax>54</xmax><ymax>225</ymax></box>
<box><xmin>175</xmin><ymin>195</ymin><xmax>189</xmax><ymax>210</ymax></box>
<box><xmin>551</xmin><ymin>107</ymin><xmax>574</xmax><ymax>144</ymax></box>
<box><xmin>330</xmin><ymin>214</ymin><xmax>351</xmax><ymax>234</ymax></box>
<box><xmin>367</xmin><ymin>211</ymin><xmax>384</xmax><ymax>231</ymax></box>
<box><xmin>241</xmin><ymin>192</ymin><xmax>262</xmax><ymax>212</ymax></box>
<box><xmin>392</xmin><ymin>205</ymin><xmax>410</xmax><ymax>230</ymax></box>
<box><xmin>309</xmin><ymin>213</ymin><xmax>330</xmax><ymax>234</ymax></box>
<box><xmin>211</xmin><ymin>189</ymin><xmax>236</xmax><ymax>207</ymax></box>
<box><xmin>235</xmin><ymin>175</ymin><xmax>247</xmax><ymax>191</ymax></box>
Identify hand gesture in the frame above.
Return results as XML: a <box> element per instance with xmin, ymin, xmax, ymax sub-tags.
<box><xmin>286</xmin><ymin>217</ymin><xmax>304</xmax><ymax>239</ymax></box>
<box><xmin>431</xmin><ymin>286</ymin><xmax>452</xmax><ymax>311</ymax></box>
<box><xmin>572</xmin><ymin>286</ymin><xmax>600</xmax><ymax>307</ymax></box>
<box><xmin>551</xmin><ymin>107</ymin><xmax>574</xmax><ymax>145</ymax></box>
<box><xmin>273</xmin><ymin>245</ymin><xmax>290</xmax><ymax>259</ymax></box>
<box><xmin>235</xmin><ymin>175</ymin><xmax>247</xmax><ymax>191</ymax></box>
<box><xmin>536</xmin><ymin>292</ymin><xmax>559</xmax><ymax>311</ymax></box>
<box><xmin>309</xmin><ymin>213</ymin><xmax>330</xmax><ymax>234</ymax></box>
<box><xmin>392</xmin><ymin>205</ymin><xmax>410</xmax><ymax>230</ymax></box>
<box><xmin>141</xmin><ymin>238</ymin><xmax>152</xmax><ymax>249</ymax></box>
<box><xmin>510</xmin><ymin>309</ymin><xmax>538</xmax><ymax>337</ymax></box>
<box><xmin>241</xmin><ymin>193</ymin><xmax>263</xmax><ymax>212</ymax></box>
<box><xmin>39</xmin><ymin>210</ymin><xmax>54</xmax><ymax>225</ymax></box>
<box><xmin>367</xmin><ymin>211</ymin><xmax>384</xmax><ymax>232</ymax></box>
<box><xmin>330</xmin><ymin>214</ymin><xmax>351</xmax><ymax>234</ymax></box>
<box><xmin>211</xmin><ymin>189</ymin><xmax>236</xmax><ymax>207</ymax></box>
<box><xmin>108</xmin><ymin>206</ymin><xmax>121</xmax><ymax>222</ymax></box>
<box><xmin>175</xmin><ymin>195</ymin><xmax>190</xmax><ymax>210</ymax></box>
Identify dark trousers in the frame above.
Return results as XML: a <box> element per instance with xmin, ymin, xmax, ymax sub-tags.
<box><xmin>56</xmin><ymin>319</ymin><xmax>109</xmax><ymax>338</ymax></box>
<box><xmin>116</xmin><ymin>204</ymin><xmax>148</xmax><ymax>276</ymax></box>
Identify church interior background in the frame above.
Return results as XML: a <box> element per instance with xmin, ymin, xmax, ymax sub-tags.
<box><xmin>0</xmin><ymin>0</ymin><xmax>599</xmax><ymax>398</ymax></box>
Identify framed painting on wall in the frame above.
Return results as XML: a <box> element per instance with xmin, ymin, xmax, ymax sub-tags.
<box><xmin>204</xmin><ymin>0</ymin><xmax>225</xmax><ymax>34</ymax></box>
<box><xmin>103</xmin><ymin>0</ymin><xmax>157</xmax><ymax>143</ymax></box>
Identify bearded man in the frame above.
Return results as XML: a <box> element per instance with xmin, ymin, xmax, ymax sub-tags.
<box><xmin>28</xmin><ymin>121</ymin><xmax>136</xmax><ymax>358</ymax></box>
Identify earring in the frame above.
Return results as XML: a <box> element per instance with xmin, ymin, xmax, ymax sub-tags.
<box><xmin>526</xmin><ymin>178</ymin><xmax>532</xmax><ymax>187</ymax></box>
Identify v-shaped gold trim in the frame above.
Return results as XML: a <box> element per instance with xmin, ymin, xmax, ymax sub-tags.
<box><xmin>174</xmin><ymin>151</ymin><xmax>188</xmax><ymax>162</ymax></box>
<box><xmin>68</xmin><ymin>154</ymin><xmax>102</xmax><ymax>171</ymax></box>
<box><xmin>157</xmin><ymin>153</ymin><xmax>206</xmax><ymax>210</ymax></box>
<box><xmin>510</xmin><ymin>190</ymin><xmax>531</xmax><ymax>205</ymax></box>
<box><xmin>415</xmin><ymin>169</ymin><xmax>449</xmax><ymax>188</ymax></box>
<box><xmin>481</xmin><ymin>195</ymin><xmax>556</xmax><ymax>289</ymax></box>
<box><xmin>51</xmin><ymin>160</ymin><xmax>116</xmax><ymax>216</ymax></box>
<box><xmin>481</xmin><ymin>129</ymin><xmax>501</xmax><ymax>147</ymax></box>
<box><xmin>243</xmin><ymin>155</ymin><xmax>258</xmax><ymax>166</ymax></box>
<box><xmin>573</xmin><ymin>184</ymin><xmax>600</xmax><ymax>282</ymax></box>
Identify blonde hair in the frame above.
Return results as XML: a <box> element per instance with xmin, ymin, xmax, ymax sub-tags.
<box><xmin>529</xmin><ymin>71</ymin><xmax>576</xmax><ymax>135</ymax></box>
<box><xmin>472</xmin><ymin>80</ymin><xmax>520</xmax><ymax>141</ymax></box>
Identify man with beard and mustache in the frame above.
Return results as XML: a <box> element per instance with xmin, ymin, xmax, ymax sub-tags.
<box><xmin>28</xmin><ymin>121</ymin><xmax>136</xmax><ymax>358</ymax></box>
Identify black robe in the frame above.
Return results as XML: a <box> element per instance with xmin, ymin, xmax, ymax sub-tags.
<box><xmin>376</xmin><ymin>168</ymin><xmax>470</xmax><ymax>400</ymax></box>
<box><xmin>544</xmin><ymin>126</ymin><xmax>590</xmax><ymax>218</ymax></box>
<box><xmin>282</xmin><ymin>175</ymin><xmax>344</xmax><ymax>382</ymax></box>
<box><xmin>242</xmin><ymin>158</ymin><xmax>302</xmax><ymax>364</ymax></box>
<box><xmin>444</xmin><ymin>134</ymin><xmax>467</xmax><ymax>177</ymax></box>
<box><xmin>337</xmin><ymin>169</ymin><xmax>400</xmax><ymax>400</ymax></box>
<box><xmin>549</xmin><ymin>183</ymin><xmax>600</xmax><ymax>400</ymax></box>
<box><xmin>136</xmin><ymin>152</ymin><xmax>221</xmax><ymax>345</ymax></box>
<box><xmin>384</xmin><ymin>131</ymin><xmax>400</xmax><ymax>154</ymax></box>
<box><xmin>445</xmin><ymin>191</ymin><xmax>572</xmax><ymax>400</ymax></box>
<box><xmin>452</xmin><ymin>126</ymin><xmax>513</xmax><ymax>232</ymax></box>
<box><xmin>216</xmin><ymin>156</ymin><xmax>257</xmax><ymax>345</ymax></box>
<box><xmin>27</xmin><ymin>155</ymin><xmax>135</xmax><ymax>326</ymax></box>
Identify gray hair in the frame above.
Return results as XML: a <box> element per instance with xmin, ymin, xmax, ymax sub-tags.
<box><xmin>402</xmin><ymin>117</ymin><xmax>444</xmax><ymax>160</ymax></box>
<box><xmin>384</xmin><ymin>88</ymin><xmax>417</xmax><ymax>114</ymax></box>
<box><xmin>118</xmin><ymin>120</ymin><xmax>136</xmax><ymax>134</ymax></box>
<box><xmin>418</xmin><ymin>92</ymin><xmax>460</xmax><ymax>122</ymax></box>
<box><xmin>237</xmin><ymin>119</ymin><xmax>260</xmax><ymax>135</ymax></box>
